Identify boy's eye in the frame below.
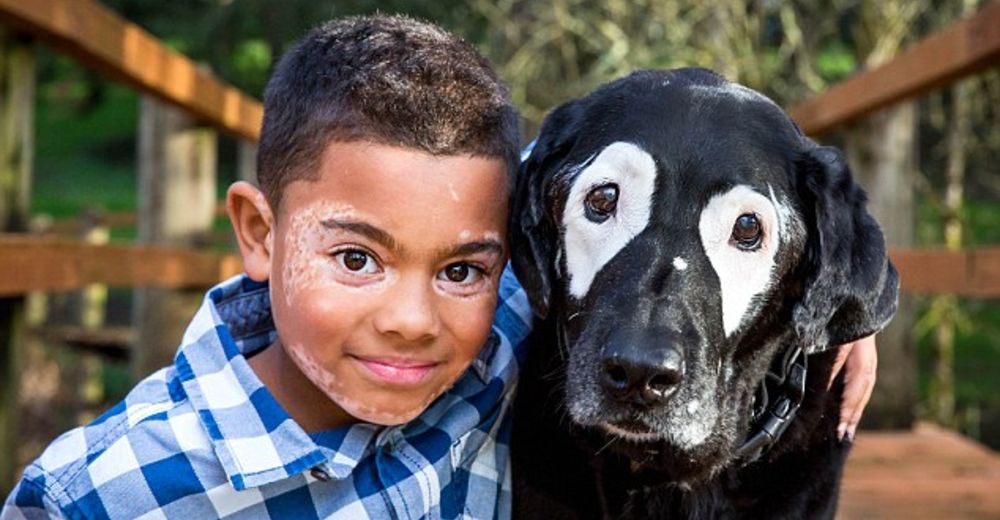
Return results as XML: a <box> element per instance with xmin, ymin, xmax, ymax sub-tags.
<box><xmin>335</xmin><ymin>250</ymin><xmax>379</xmax><ymax>274</ymax></box>
<box><xmin>438</xmin><ymin>263</ymin><xmax>483</xmax><ymax>284</ymax></box>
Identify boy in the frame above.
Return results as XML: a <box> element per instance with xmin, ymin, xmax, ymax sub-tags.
<box><xmin>4</xmin><ymin>15</ymin><xmax>528</xmax><ymax>519</ymax></box>
<box><xmin>4</xmin><ymin>13</ymin><xmax>876</xmax><ymax>520</ymax></box>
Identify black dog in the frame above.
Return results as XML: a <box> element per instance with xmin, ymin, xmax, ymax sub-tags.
<box><xmin>509</xmin><ymin>69</ymin><xmax>898</xmax><ymax>519</ymax></box>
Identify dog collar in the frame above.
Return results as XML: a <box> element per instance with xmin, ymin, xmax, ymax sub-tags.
<box><xmin>735</xmin><ymin>345</ymin><xmax>808</xmax><ymax>463</ymax></box>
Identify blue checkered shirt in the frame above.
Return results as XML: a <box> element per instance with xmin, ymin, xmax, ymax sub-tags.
<box><xmin>3</xmin><ymin>267</ymin><xmax>532</xmax><ymax>519</ymax></box>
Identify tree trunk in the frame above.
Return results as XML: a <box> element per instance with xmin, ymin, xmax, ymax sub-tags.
<box><xmin>843</xmin><ymin>0</ymin><xmax>926</xmax><ymax>430</ymax></box>
<box><xmin>846</xmin><ymin>102</ymin><xmax>918</xmax><ymax>430</ymax></box>
<box><xmin>929</xmin><ymin>74</ymin><xmax>971</xmax><ymax>427</ymax></box>
<box><xmin>0</xmin><ymin>29</ymin><xmax>35</xmax><ymax>489</ymax></box>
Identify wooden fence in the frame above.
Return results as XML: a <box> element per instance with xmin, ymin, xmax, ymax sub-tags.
<box><xmin>0</xmin><ymin>0</ymin><xmax>998</xmax><ymax>489</ymax></box>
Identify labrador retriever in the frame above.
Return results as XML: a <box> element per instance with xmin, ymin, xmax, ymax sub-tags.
<box><xmin>509</xmin><ymin>68</ymin><xmax>898</xmax><ymax>519</ymax></box>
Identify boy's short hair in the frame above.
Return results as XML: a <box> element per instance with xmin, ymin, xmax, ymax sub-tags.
<box><xmin>258</xmin><ymin>14</ymin><xmax>520</xmax><ymax>208</ymax></box>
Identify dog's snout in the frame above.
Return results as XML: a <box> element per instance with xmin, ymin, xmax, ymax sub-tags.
<box><xmin>600</xmin><ymin>337</ymin><xmax>684</xmax><ymax>406</ymax></box>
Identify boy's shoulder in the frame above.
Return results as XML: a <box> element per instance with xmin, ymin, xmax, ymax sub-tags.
<box><xmin>8</xmin><ymin>367</ymin><xmax>215</xmax><ymax>518</ymax></box>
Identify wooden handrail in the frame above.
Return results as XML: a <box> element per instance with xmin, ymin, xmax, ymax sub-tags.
<box><xmin>1</xmin><ymin>236</ymin><xmax>997</xmax><ymax>298</ymax></box>
<box><xmin>790</xmin><ymin>1</ymin><xmax>1000</xmax><ymax>136</ymax></box>
<box><xmin>0</xmin><ymin>0</ymin><xmax>262</xmax><ymax>141</ymax></box>
<box><xmin>0</xmin><ymin>235</ymin><xmax>242</xmax><ymax>295</ymax></box>
<box><xmin>889</xmin><ymin>247</ymin><xmax>1000</xmax><ymax>299</ymax></box>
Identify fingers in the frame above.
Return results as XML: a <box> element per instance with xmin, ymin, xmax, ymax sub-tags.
<box><xmin>837</xmin><ymin>334</ymin><xmax>878</xmax><ymax>442</ymax></box>
<box><xmin>828</xmin><ymin>341</ymin><xmax>854</xmax><ymax>389</ymax></box>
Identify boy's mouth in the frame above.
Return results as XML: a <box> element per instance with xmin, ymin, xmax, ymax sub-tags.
<box><xmin>352</xmin><ymin>356</ymin><xmax>440</xmax><ymax>386</ymax></box>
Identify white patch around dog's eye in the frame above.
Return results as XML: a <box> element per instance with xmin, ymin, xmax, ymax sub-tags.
<box><xmin>698</xmin><ymin>185</ymin><xmax>780</xmax><ymax>336</ymax></box>
<box><xmin>562</xmin><ymin>142</ymin><xmax>657</xmax><ymax>299</ymax></box>
<box><xmin>673</xmin><ymin>257</ymin><xmax>688</xmax><ymax>271</ymax></box>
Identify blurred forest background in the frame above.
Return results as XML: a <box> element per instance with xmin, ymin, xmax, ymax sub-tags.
<box><xmin>11</xmin><ymin>0</ymin><xmax>999</xmax><ymax>483</ymax></box>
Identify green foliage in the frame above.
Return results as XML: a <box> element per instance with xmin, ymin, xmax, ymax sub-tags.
<box><xmin>815</xmin><ymin>41</ymin><xmax>856</xmax><ymax>83</ymax></box>
<box><xmin>33</xmin><ymin>66</ymin><xmax>138</xmax><ymax>218</ymax></box>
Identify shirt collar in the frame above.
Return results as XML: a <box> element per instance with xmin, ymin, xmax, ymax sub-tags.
<box><xmin>173</xmin><ymin>275</ymin><xmax>377</xmax><ymax>489</ymax></box>
<box><xmin>172</xmin><ymin>273</ymin><xmax>514</xmax><ymax>490</ymax></box>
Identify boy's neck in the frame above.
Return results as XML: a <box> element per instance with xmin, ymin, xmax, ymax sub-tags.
<box><xmin>248</xmin><ymin>339</ymin><xmax>358</xmax><ymax>433</ymax></box>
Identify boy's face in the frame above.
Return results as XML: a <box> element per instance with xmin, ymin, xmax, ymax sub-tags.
<box><xmin>267</xmin><ymin>141</ymin><xmax>509</xmax><ymax>426</ymax></box>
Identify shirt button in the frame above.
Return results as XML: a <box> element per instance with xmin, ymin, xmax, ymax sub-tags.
<box><xmin>310</xmin><ymin>466</ymin><xmax>331</xmax><ymax>482</ymax></box>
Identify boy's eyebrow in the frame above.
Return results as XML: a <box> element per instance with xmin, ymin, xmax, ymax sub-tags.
<box><xmin>437</xmin><ymin>240</ymin><xmax>505</xmax><ymax>260</ymax></box>
<box><xmin>320</xmin><ymin>217</ymin><xmax>503</xmax><ymax>259</ymax></box>
<box><xmin>321</xmin><ymin>218</ymin><xmax>399</xmax><ymax>253</ymax></box>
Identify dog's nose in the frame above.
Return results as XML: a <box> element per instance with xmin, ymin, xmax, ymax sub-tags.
<box><xmin>601</xmin><ymin>341</ymin><xmax>684</xmax><ymax>406</ymax></box>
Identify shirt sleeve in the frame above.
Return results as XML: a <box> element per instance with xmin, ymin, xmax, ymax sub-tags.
<box><xmin>2</xmin><ymin>474</ymin><xmax>65</xmax><ymax>520</ymax></box>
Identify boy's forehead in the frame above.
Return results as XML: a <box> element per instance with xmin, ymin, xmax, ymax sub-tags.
<box><xmin>278</xmin><ymin>141</ymin><xmax>510</xmax><ymax>224</ymax></box>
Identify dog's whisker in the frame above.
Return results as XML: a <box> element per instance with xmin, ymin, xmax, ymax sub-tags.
<box><xmin>594</xmin><ymin>436</ymin><xmax>617</xmax><ymax>456</ymax></box>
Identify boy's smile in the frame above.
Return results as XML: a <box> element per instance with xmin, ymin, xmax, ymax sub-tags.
<box><xmin>234</xmin><ymin>141</ymin><xmax>509</xmax><ymax>431</ymax></box>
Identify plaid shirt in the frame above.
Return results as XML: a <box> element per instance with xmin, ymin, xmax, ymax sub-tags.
<box><xmin>3</xmin><ymin>267</ymin><xmax>532</xmax><ymax>519</ymax></box>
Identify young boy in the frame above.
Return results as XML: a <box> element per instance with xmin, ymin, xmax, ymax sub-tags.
<box><xmin>4</xmin><ymin>13</ymin><xmax>878</xmax><ymax>520</ymax></box>
<box><xmin>3</xmin><ymin>15</ymin><xmax>529</xmax><ymax>519</ymax></box>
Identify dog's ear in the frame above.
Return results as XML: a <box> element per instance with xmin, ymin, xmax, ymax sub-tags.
<box><xmin>792</xmin><ymin>145</ymin><xmax>900</xmax><ymax>353</ymax></box>
<box><xmin>510</xmin><ymin>99</ymin><xmax>586</xmax><ymax>318</ymax></box>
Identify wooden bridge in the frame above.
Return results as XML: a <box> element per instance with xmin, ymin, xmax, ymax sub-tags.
<box><xmin>1</xmin><ymin>0</ymin><xmax>999</xmax><ymax>513</ymax></box>
<box><xmin>841</xmin><ymin>423</ymin><xmax>1000</xmax><ymax>519</ymax></box>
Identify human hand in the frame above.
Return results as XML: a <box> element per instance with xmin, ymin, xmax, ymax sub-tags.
<box><xmin>828</xmin><ymin>334</ymin><xmax>877</xmax><ymax>442</ymax></box>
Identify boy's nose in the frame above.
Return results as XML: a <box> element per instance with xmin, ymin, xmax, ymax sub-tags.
<box><xmin>372</xmin><ymin>276</ymin><xmax>441</xmax><ymax>342</ymax></box>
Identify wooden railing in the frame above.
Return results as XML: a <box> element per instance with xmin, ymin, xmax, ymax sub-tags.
<box><xmin>0</xmin><ymin>0</ymin><xmax>996</xmax><ymax>298</ymax></box>
<box><xmin>789</xmin><ymin>1</ymin><xmax>1000</xmax><ymax>136</ymax></box>
<box><xmin>0</xmin><ymin>0</ymin><xmax>262</xmax><ymax>141</ymax></box>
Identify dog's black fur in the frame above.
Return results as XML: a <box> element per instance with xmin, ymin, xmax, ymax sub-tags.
<box><xmin>509</xmin><ymin>69</ymin><xmax>898</xmax><ymax>519</ymax></box>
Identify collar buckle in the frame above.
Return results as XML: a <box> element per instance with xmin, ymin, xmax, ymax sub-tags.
<box><xmin>736</xmin><ymin>345</ymin><xmax>808</xmax><ymax>463</ymax></box>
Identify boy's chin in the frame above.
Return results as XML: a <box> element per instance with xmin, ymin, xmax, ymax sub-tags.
<box><xmin>330</xmin><ymin>388</ymin><xmax>443</xmax><ymax>427</ymax></box>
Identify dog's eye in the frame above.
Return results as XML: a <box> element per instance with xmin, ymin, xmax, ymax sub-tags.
<box><xmin>731</xmin><ymin>213</ymin><xmax>762</xmax><ymax>250</ymax></box>
<box><xmin>585</xmin><ymin>184</ymin><xmax>619</xmax><ymax>222</ymax></box>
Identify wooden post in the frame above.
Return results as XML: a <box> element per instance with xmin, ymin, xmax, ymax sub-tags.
<box><xmin>132</xmin><ymin>95</ymin><xmax>217</xmax><ymax>380</ymax></box>
<box><xmin>0</xmin><ymin>28</ymin><xmax>35</xmax><ymax>489</ymax></box>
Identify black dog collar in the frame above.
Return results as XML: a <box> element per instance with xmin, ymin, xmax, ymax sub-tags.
<box><xmin>735</xmin><ymin>345</ymin><xmax>808</xmax><ymax>463</ymax></box>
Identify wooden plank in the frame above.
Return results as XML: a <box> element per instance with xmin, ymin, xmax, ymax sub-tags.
<box><xmin>791</xmin><ymin>1</ymin><xmax>1000</xmax><ymax>136</ymax></box>
<box><xmin>1</xmin><ymin>239</ymin><xmax>997</xmax><ymax>298</ymax></box>
<box><xmin>890</xmin><ymin>247</ymin><xmax>1000</xmax><ymax>298</ymax></box>
<box><xmin>0</xmin><ymin>0</ymin><xmax>262</xmax><ymax>141</ymax></box>
<box><xmin>839</xmin><ymin>422</ymin><xmax>1000</xmax><ymax>519</ymax></box>
<box><xmin>0</xmin><ymin>235</ymin><xmax>243</xmax><ymax>295</ymax></box>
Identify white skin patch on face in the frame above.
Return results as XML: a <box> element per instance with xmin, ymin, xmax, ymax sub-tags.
<box><xmin>698</xmin><ymin>185</ymin><xmax>781</xmax><ymax>337</ymax></box>
<box><xmin>673</xmin><ymin>257</ymin><xmax>688</xmax><ymax>271</ymax></box>
<box><xmin>563</xmin><ymin>141</ymin><xmax>657</xmax><ymax>299</ymax></box>
<box><xmin>279</xmin><ymin>201</ymin><xmax>397</xmax><ymax>307</ymax></box>
<box><xmin>283</xmin><ymin>341</ymin><xmax>449</xmax><ymax>425</ymax></box>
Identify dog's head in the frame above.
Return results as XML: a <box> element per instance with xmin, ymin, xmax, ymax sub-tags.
<box><xmin>511</xmin><ymin>68</ymin><xmax>898</xmax><ymax>482</ymax></box>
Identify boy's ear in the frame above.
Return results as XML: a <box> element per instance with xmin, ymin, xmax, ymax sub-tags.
<box><xmin>227</xmin><ymin>181</ymin><xmax>274</xmax><ymax>282</ymax></box>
